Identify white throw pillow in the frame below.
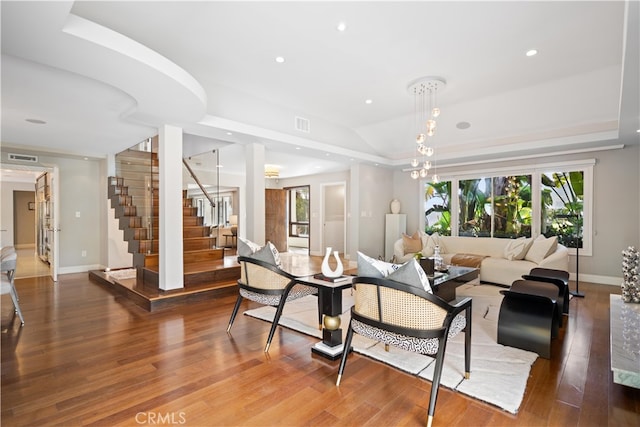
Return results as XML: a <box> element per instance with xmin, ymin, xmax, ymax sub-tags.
<box><xmin>238</xmin><ymin>237</ymin><xmax>262</xmax><ymax>257</ymax></box>
<box><xmin>358</xmin><ymin>252</ymin><xmax>431</xmax><ymax>293</ymax></box>
<box><xmin>357</xmin><ymin>251</ymin><xmax>400</xmax><ymax>277</ymax></box>
<box><xmin>503</xmin><ymin>237</ymin><xmax>533</xmax><ymax>261</ymax></box>
<box><xmin>524</xmin><ymin>235</ymin><xmax>558</xmax><ymax>264</ymax></box>
<box><xmin>238</xmin><ymin>237</ymin><xmax>281</xmax><ymax>267</ymax></box>
<box><xmin>387</xmin><ymin>258</ymin><xmax>432</xmax><ymax>293</ymax></box>
<box><xmin>422</xmin><ymin>232</ymin><xmax>447</xmax><ymax>257</ymax></box>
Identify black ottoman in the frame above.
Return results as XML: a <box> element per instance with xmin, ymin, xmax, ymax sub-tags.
<box><xmin>497</xmin><ymin>279</ymin><xmax>560</xmax><ymax>359</ymax></box>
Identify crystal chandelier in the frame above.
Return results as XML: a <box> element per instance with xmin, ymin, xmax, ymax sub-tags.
<box><xmin>407</xmin><ymin>77</ymin><xmax>445</xmax><ymax>182</ymax></box>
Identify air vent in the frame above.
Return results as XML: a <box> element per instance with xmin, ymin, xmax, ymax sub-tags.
<box><xmin>295</xmin><ymin>116</ymin><xmax>310</xmax><ymax>133</ymax></box>
<box><xmin>8</xmin><ymin>153</ymin><xmax>38</xmax><ymax>163</ymax></box>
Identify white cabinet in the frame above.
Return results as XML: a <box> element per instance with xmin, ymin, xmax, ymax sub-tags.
<box><xmin>385</xmin><ymin>214</ymin><xmax>406</xmax><ymax>262</ymax></box>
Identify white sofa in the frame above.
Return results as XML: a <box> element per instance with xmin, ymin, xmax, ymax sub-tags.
<box><xmin>394</xmin><ymin>234</ymin><xmax>569</xmax><ymax>286</ymax></box>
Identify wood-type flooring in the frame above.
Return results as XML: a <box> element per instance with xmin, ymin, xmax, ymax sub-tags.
<box><xmin>2</xmin><ymin>259</ymin><xmax>639</xmax><ymax>426</ymax></box>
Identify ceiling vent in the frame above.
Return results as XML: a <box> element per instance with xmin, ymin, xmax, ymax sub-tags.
<box><xmin>295</xmin><ymin>116</ymin><xmax>310</xmax><ymax>133</ymax></box>
<box><xmin>8</xmin><ymin>153</ymin><xmax>38</xmax><ymax>163</ymax></box>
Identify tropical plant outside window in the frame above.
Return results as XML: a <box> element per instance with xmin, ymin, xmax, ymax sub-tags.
<box><xmin>424</xmin><ymin>181</ymin><xmax>451</xmax><ymax>235</ymax></box>
<box><xmin>288</xmin><ymin>186</ymin><xmax>309</xmax><ymax>237</ymax></box>
<box><xmin>423</xmin><ymin>162</ymin><xmax>591</xmax><ymax>253</ymax></box>
<box><xmin>541</xmin><ymin>171</ymin><xmax>583</xmax><ymax>249</ymax></box>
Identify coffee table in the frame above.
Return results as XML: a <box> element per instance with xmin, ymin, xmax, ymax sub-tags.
<box><xmin>430</xmin><ymin>266</ymin><xmax>479</xmax><ymax>301</ymax></box>
<box><xmin>296</xmin><ymin>274</ymin><xmax>354</xmax><ymax>360</ymax></box>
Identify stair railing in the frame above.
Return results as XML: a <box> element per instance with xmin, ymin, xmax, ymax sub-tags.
<box><xmin>182</xmin><ymin>158</ymin><xmax>216</xmax><ymax>209</ymax></box>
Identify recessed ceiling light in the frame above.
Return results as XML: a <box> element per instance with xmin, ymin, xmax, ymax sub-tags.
<box><xmin>526</xmin><ymin>49</ymin><xmax>538</xmax><ymax>57</ymax></box>
<box><xmin>25</xmin><ymin>118</ymin><xmax>46</xmax><ymax>124</ymax></box>
<box><xmin>275</xmin><ymin>56</ymin><xmax>285</xmax><ymax>63</ymax></box>
<box><xmin>226</xmin><ymin>132</ymin><xmax>232</xmax><ymax>135</ymax></box>
<box><xmin>295</xmin><ymin>147</ymin><xmax>301</xmax><ymax>150</ymax></box>
<box><xmin>456</xmin><ymin>121</ymin><xmax>471</xmax><ymax>130</ymax></box>
<box><xmin>337</xmin><ymin>22</ymin><xmax>347</xmax><ymax>32</ymax></box>
<box><xmin>365</xmin><ymin>99</ymin><xmax>373</xmax><ymax>104</ymax></box>
<box><xmin>636</xmin><ymin>129</ymin><xmax>640</xmax><ymax>133</ymax></box>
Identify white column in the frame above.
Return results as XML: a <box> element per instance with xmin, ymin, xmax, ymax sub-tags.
<box><xmin>158</xmin><ymin>125</ymin><xmax>184</xmax><ymax>290</ymax></box>
<box><xmin>245</xmin><ymin>143</ymin><xmax>266</xmax><ymax>244</ymax></box>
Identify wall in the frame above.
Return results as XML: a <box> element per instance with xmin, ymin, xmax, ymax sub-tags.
<box><xmin>392</xmin><ymin>144</ymin><xmax>640</xmax><ymax>284</ymax></box>
<box><xmin>13</xmin><ymin>190</ymin><xmax>36</xmax><ymax>247</ymax></box>
<box><xmin>0</xmin><ymin>181</ymin><xmax>35</xmax><ymax>247</ymax></box>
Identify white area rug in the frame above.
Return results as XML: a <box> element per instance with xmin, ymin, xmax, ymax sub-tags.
<box><xmin>244</xmin><ymin>283</ymin><xmax>538</xmax><ymax>414</ymax></box>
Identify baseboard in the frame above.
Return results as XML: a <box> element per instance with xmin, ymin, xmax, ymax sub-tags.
<box><xmin>58</xmin><ymin>264</ymin><xmax>103</xmax><ymax>275</ymax></box>
<box><xmin>570</xmin><ymin>272</ymin><xmax>621</xmax><ymax>287</ymax></box>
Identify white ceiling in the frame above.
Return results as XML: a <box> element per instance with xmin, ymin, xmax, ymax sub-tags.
<box><xmin>1</xmin><ymin>1</ymin><xmax>638</xmax><ymax>181</ymax></box>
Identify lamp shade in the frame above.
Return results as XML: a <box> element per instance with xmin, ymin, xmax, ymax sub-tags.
<box><xmin>229</xmin><ymin>215</ymin><xmax>238</xmax><ymax>226</ymax></box>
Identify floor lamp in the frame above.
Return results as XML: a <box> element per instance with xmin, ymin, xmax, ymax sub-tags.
<box><xmin>558</xmin><ymin>213</ymin><xmax>584</xmax><ymax>297</ymax></box>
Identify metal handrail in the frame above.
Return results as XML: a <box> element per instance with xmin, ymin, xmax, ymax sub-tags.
<box><xmin>182</xmin><ymin>158</ymin><xmax>215</xmax><ymax>208</ymax></box>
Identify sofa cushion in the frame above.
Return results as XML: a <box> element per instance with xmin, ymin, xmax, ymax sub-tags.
<box><xmin>402</xmin><ymin>231</ymin><xmax>422</xmax><ymax>254</ymax></box>
<box><xmin>387</xmin><ymin>259</ymin><xmax>432</xmax><ymax>293</ymax></box>
<box><xmin>525</xmin><ymin>235</ymin><xmax>558</xmax><ymax>264</ymax></box>
<box><xmin>504</xmin><ymin>237</ymin><xmax>533</xmax><ymax>260</ymax></box>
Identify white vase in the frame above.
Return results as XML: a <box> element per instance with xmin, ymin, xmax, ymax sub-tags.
<box><xmin>390</xmin><ymin>199</ymin><xmax>401</xmax><ymax>214</ymax></box>
<box><xmin>321</xmin><ymin>247</ymin><xmax>344</xmax><ymax>278</ymax></box>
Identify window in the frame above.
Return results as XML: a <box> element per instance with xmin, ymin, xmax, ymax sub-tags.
<box><xmin>540</xmin><ymin>171</ymin><xmax>584</xmax><ymax>249</ymax></box>
<box><xmin>422</xmin><ymin>160</ymin><xmax>593</xmax><ymax>255</ymax></box>
<box><xmin>194</xmin><ymin>194</ymin><xmax>232</xmax><ymax>226</ymax></box>
<box><xmin>288</xmin><ymin>186</ymin><xmax>309</xmax><ymax>237</ymax></box>
<box><xmin>424</xmin><ymin>181</ymin><xmax>451</xmax><ymax>235</ymax></box>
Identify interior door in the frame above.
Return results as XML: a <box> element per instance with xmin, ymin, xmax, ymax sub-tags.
<box><xmin>322</xmin><ymin>183</ymin><xmax>346</xmax><ymax>254</ymax></box>
<box><xmin>265</xmin><ymin>189</ymin><xmax>287</xmax><ymax>251</ymax></box>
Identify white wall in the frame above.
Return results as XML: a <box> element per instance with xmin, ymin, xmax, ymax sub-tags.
<box><xmin>0</xmin><ymin>181</ymin><xmax>35</xmax><ymax>247</ymax></box>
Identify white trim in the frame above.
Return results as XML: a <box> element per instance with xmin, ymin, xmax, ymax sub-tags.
<box><xmin>59</xmin><ymin>264</ymin><xmax>103</xmax><ymax>275</ymax></box>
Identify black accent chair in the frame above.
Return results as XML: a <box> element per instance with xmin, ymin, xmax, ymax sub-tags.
<box><xmin>497</xmin><ymin>279</ymin><xmax>560</xmax><ymax>359</ymax></box>
<box><xmin>227</xmin><ymin>256</ymin><xmax>318</xmax><ymax>352</ymax></box>
<box><xmin>336</xmin><ymin>276</ymin><xmax>472</xmax><ymax>427</ymax></box>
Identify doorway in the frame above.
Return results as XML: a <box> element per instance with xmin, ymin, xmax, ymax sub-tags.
<box><xmin>1</xmin><ymin>164</ymin><xmax>59</xmax><ymax>280</ymax></box>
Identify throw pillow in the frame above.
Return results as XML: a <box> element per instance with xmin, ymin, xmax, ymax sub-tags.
<box><xmin>402</xmin><ymin>231</ymin><xmax>422</xmax><ymax>254</ymax></box>
<box><xmin>357</xmin><ymin>251</ymin><xmax>400</xmax><ymax>277</ymax></box>
<box><xmin>422</xmin><ymin>232</ymin><xmax>447</xmax><ymax>257</ymax></box>
<box><xmin>387</xmin><ymin>258</ymin><xmax>432</xmax><ymax>293</ymax></box>
<box><xmin>249</xmin><ymin>241</ymin><xmax>282</xmax><ymax>267</ymax></box>
<box><xmin>503</xmin><ymin>237</ymin><xmax>533</xmax><ymax>261</ymax></box>
<box><xmin>524</xmin><ymin>235</ymin><xmax>558</xmax><ymax>264</ymax></box>
<box><xmin>237</xmin><ymin>237</ymin><xmax>262</xmax><ymax>257</ymax></box>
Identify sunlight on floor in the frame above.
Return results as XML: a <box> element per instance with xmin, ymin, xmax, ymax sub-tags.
<box><xmin>15</xmin><ymin>247</ymin><xmax>50</xmax><ymax>279</ymax></box>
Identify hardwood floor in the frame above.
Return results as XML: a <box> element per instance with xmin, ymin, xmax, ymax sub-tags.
<box><xmin>2</xmin><ymin>267</ymin><xmax>639</xmax><ymax>426</ymax></box>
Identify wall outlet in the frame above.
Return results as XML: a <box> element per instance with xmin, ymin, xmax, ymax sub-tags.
<box><xmin>75</xmin><ymin>211</ymin><xmax>81</xmax><ymax>218</ymax></box>
<box><xmin>81</xmin><ymin>250</ymin><xmax>87</xmax><ymax>257</ymax></box>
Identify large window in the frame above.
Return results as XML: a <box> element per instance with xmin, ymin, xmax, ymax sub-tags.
<box><xmin>423</xmin><ymin>160</ymin><xmax>593</xmax><ymax>255</ymax></box>
<box><xmin>195</xmin><ymin>194</ymin><xmax>232</xmax><ymax>226</ymax></box>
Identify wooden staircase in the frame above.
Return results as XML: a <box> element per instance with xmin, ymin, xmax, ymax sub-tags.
<box><xmin>106</xmin><ymin>149</ymin><xmax>240</xmax><ymax>295</ymax></box>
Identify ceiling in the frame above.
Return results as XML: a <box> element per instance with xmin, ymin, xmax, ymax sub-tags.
<box><xmin>1</xmin><ymin>1</ymin><xmax>638</xmax><ymax>181</ymax></box>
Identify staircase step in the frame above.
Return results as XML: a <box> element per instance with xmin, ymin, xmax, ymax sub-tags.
<box><xmin>183</xmin><ymin>226</ymin><xmax>211</xmax><ymax>238</ymax></box>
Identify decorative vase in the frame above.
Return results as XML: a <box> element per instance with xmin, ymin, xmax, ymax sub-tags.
<box><xmin>390</xmin><ymin>199</ymin><xmax>401</xmax><ymax>214</ymax></box>
<box><xmin>321</xmin><ymin>247</ymin><xmax>344</xmax><ymax>278</ymax></box>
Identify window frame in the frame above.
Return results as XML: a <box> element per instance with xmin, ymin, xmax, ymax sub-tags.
<box><xmin>420</xmin><ymin>159</ymin><xmax>594</xmax><ymax>256</ymax></box>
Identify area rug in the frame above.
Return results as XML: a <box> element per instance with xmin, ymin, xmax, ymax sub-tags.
<box><xmin>244</xmin><ymin>283</ymin><xmax>538</xmax><ymax>414</ymax></box>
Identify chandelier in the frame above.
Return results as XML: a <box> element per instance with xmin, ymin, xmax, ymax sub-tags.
<box><xmin>407</xmin><ymin>77</ymin><xmax>445</xmax><ymax>182</ymax></box>
<box><xmin>265</xmin><ymin>164</ymin><xmax>280</xmax><ymax>178</ymax></box>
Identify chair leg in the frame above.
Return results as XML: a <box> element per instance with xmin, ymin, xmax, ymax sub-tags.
<box><xmin>464</xmin><ymin>305</ymin><xmax>472</xmax><ymax>379</ymax></box>
<box><xmin>265</xmin><ymin>298</ymin><xmax>288</xmax><ymax>353</ymax></box>
<box><xmin>427</xmin><ymin>337</ymin><xmax>448</xmax><ymax>427</ymax></box>
<box><xmin>336</xmin><ymin>322</ymin><xmax>354</xmax><ymax>386</ymax></box>
<box><xmin>9</xmin><ymin>286</ymin><xmax>24</xmax><ymax>325</ymax></box>
<box><xmin>226</xmin><ymin>294</ymin><xmax>244</xmax><ymax>333</ymax></box>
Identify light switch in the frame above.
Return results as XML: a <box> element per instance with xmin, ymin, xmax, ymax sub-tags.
<box><xmin>75</xmin><ymin>211</ymin><xmax>81</xmax><ymax>218</ymax></box>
